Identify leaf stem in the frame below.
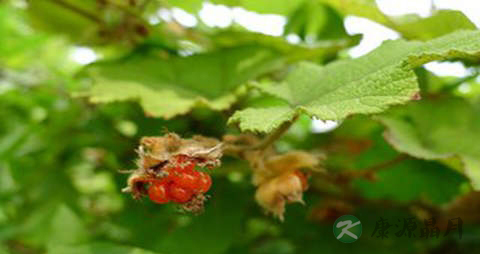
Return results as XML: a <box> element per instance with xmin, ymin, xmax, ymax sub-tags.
<box><xmin>252</xmin><ymin>115</ymin><xmax>299</xmax><ymax>150</ymax></box>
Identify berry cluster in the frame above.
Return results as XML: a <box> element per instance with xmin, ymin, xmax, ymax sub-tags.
<box><xmin>124</xmin><ymin>134</ymin><xmax>222</xmax><ymax>213</ymax></box>
<box><xmin>145</xmin><ymin>155</ymin><xmax>212</xmax><ymax>204</ymax></box>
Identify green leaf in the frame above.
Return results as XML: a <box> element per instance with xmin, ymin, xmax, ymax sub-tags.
<box><xmin>82</xmin><ymin>46</ymin><xmax>284</xmax><ymax>119</ymax></box>
<box><xmin>229</xmin><ymin>30</ymin><xmax>480</xmax><ymax>133</ymax></box>
<box><xmin>0</xmin><ymin>244</ymin><xmax>8</xmax><ymax>254</ymax></box>
<box><xmin>377</xmin><ymin>97</ymin><xmax>480</xmax><ymax>189</ymax></box>
<box><xmin>167</xmin><ymin>0</ymin><xmax>204</xmax><ymax>13</ymax></box>
<box><xmin>213</xmin><ymin>0</ymin><xmax>305</xmax><ymax>15</ymax></box>
<box><xmin>321</xmin><ymin>1</ymin><xmax>476</xmax><ymax>40</ymax></box>
<box><xmin>192</xmin><ymin>0</ymin><xmax>324</xmax><ymax>17</ymax></box>
<box><xmin>212</xmin><ymin>30</ymin><xmax>361</xmax><ymax>63</ymax></box>
<box><xmin>228</xmin><ymin>106</ymin><xmax>297</xmax><ymax>133</ymax></box>
<box><xmin>392</xmin><ymin>10</ymin><xmax>477</xmax><ymax>41</ymax></box>
<box><xmin>48</xmin><ymin>242</ymin><xmax>161</xmax><ymax>254</ymax></box>
<box><xmin>49</xmin><ymin>205</ymin><xmax>89</xmax><ymax>245</ymax></box>
<box><xmin>27</xmin><ymin>0</ymin><xmax>99</xmax><ymax>41</ymax></box>
<box><xmin>284</xmin><ymin>2</ymin><xmax>351</xmax><ymax>42</ymax></box>
<box><xmin>320</xmin><ymin>0</ymin><xmax>389</xmax><ymax>25</ymax></box>
<box><xmin>20</xmin><ymin>204</ymin><xmax>89</xmax><ymax>247</ymax></box>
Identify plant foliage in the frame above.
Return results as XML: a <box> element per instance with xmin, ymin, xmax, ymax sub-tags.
<box><xmin>1</xmin><ymin>0</ymin><xmax>480</xmax><ymax>254</ymax></box>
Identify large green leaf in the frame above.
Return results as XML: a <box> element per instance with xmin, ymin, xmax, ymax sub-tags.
<box><xmin>392</xmin><ymin>10</ymin><xmax>477</xmax><ymax>41</ymax></box>
<box><xmin>321</xmin><ymin>0</ymin><xmax>476</xmax><ymax>40</ymax></box>
<box><xmin>82</xmin><ymin>45</ymin><xmax>284</xmax><ymax>119</ymax></box>
<box><xmin>212</xmin><ymin>30</ymin><xmax>360</xmax><ymax>63</ymax></box>
<box><xmin>352</xmin><ymin>132</ymin><xmax>468</xmax><ymax>204</ymax></box>
<box><xmin>229</xmin><ymin>30</ymin><xmax>480</xmax><ymax>133</ymax></box>
<box><xmin>284</xmin><ymin>1</ymin><xmax>350</xmax><ymax>42</ymax></box>
<box><xmin>27</xmin><ymin>0</ymin><xmax>100</xmax><ymax>41</ymax></box>
<box><xmin>320</xmin><ymin>0</ymin><xmax>388</xmax><ymax>24</ymax></box>
<box><xmin>377</xmin><ymin>97</ymin><xmax>480</xmax><ymax>189</ymax></box>
<box><xmin>213</xmin><ymin>0</ymin><xmax>306</xmax><ymax>15</ymax></box>
<box><xmin>167</xmin><ymin>0</ymin><xmax>306</xmax><ymax>14</ymax></box>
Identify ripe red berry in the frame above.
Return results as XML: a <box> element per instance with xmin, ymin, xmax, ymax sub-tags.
<box><xmin>197</xmin><ymin>172</ymin><xmax>212</xmax><ymax>193</ymax></box>
<box><xmin>142</xmin><ymin>155</ymin><xmax>213</xmax><ymax>204</ymax></box>
<box><xmin>148</xmin><ymin>183</ymin><xmax>170</xmax><ymax>204</ymax></box>
<box><xmin>170</xmin><ymin>167</ymin><xmax>200</xmax><ymax>190</ymax></box>
<box><xmin>168</xmin><ymin>184</ymin><xmax>193</xmax><ymax>203</ymax></box>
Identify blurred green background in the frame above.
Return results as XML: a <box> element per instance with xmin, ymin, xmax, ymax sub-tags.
<box><xmin>1</xmin><ymin>0</ymin><xmax>480</xmax><ymax>253</ymax></box>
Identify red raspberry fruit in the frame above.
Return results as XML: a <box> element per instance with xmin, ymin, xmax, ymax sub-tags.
<box><xmin>197</xmin><ymin>171</ymin><xmax>212</xmax><ymax>193</ymax></box>
<box><xmin>168</xmin><ymin>184</ymin><xmax>194</xmax><ymax>203</ymax></box>
<box><xmin>170</xmin><ymin>167</ymin><xmax>200</xmax><ymax>190</ymax></box>
<box><xmin>148</xmin><ymin>182</ymin><xmax>170</xmax><ymax>204</ymax></box>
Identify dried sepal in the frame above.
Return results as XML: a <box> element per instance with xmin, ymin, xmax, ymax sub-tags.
<box><xmin>255</xmin><ymin>170</ymin><xmax>308</xmax><ymax>221</ymax></box>
<box><xmin>122</xmin><ymin>172</ymin><xmax>150</xmax><ymax>200</ymax></box>
<box><xmin>223</xmin><ymin>133</ymin><xmax>323</xmax><ymax>220</ymax></box>
<box><xmin>138</xmin><ymin>133</ymin><xmax>222</xmax><ymax>172</ymax></box>
<box><xmin>180</xmin><ymin>193</ymin><xmax>209</xmax><ymax>214</ymax></box>
<box><xmin>253</xmin><ymin>151</ymin><xmax>320</xmax><ymax>185</ymax></box>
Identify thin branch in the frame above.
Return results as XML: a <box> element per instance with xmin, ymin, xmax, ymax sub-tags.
<box><xmin>49</xmin><ymin>0</ymin><xmax>103</xmax><ymax>24</ymax></box>
<box><xmin>312</xmin><ymin>187</ymin><xmax>442</xmax><ymax>216</ymax></box>
<box><xmin>363</xmin><ymin>153</ymin><xmax>409</xmax><ymax>173</ymax></box>
<box><xmin>252</xmin><ymin>115</ymin><xmax>299</xmax><ymax>150</ymax></box>
<box><xmin>336</xmin><ymin>154</ymin><xmax>410</xmax><ymax>182</ymax></box>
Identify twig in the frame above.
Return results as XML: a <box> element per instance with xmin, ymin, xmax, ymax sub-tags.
<box><xmin>335</xmin><ymin>154</ymin><xmax>410</xmax><ymax>182</ymax></box>
<box><xmin>363</xmin><ymin>153</ymin><xmax>409</xmax><ymax>173</ymax></box>
<box><xmin>49</xmin><ymin>0</ymin><xmax>103</xmax><ymax>24</ymax></box>
<box><xmin>311</xmin><ymin>187</ymin><xmax>442</xmax><ymax>216</ymax></box>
